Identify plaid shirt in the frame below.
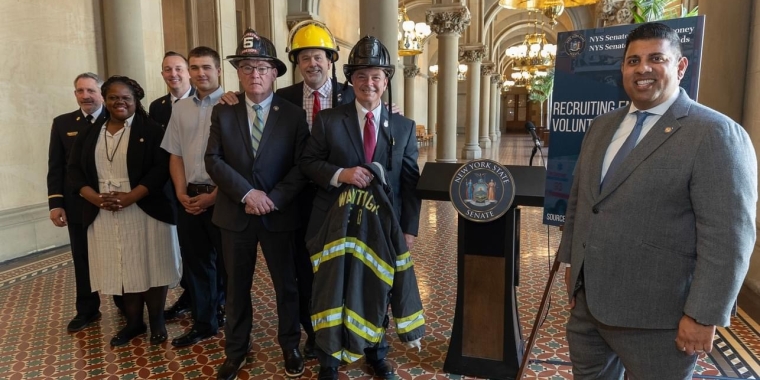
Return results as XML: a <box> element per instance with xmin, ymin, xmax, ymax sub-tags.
<box><xmin>302</xmin><ymin>80</ymin><xmax>333</xmax><ymax>130</ymax></box>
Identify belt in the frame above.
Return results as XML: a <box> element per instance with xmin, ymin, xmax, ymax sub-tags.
<box><xmin>187</xmin><ymin>183</ymin><xmax>216</xmax><ymax>196</ymax></box>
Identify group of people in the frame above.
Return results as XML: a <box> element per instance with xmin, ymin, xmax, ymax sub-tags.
<box><xmin>47</xmin><ymin>21</ymin><xmax>423</xmax><ymax>380</ymax></box>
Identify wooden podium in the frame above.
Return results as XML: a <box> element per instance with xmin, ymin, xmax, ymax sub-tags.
<box><xmin>416</xmin><ymin>163</ymin><xmax>546</xmax><ymax>380</ymax></box>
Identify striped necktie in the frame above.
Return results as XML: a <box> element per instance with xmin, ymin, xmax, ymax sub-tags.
<box><xmin>251</xmin><ymin>104</ymin><xmax>264</xmax><ymax>156</ymax></box>
<box><xmin>602</xmin><ymin>111</ymin><xmax>650</xmax><ymax>189</ymax></box>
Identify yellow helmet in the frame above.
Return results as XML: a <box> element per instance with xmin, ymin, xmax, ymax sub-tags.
<box><xmin>287</xmin><ymin>21</ymin><xmax>339</xmax><ymax>63</ymax></box>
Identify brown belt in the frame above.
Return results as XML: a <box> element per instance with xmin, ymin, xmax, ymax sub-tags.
<box><xmin>187</xmin><ymin>183</ymin><xmax>216</xmax><ymax>196</ymax></box>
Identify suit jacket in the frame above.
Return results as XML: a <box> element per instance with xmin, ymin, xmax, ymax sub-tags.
<box><xmin>275</xmin><ymin>81</ymin><xmax>355</xmax><ymax>108</ymax></box>
<box><xmin>68</xmin><ymin>112</ymin><xmax>175</xmax><ymax>228</ymax></box>
<box><xmin>557</xmin><ymin>88</ymin><xmax>757</xmax><ymax>329</ymax></box>
<box><xmin>148</xmin><ymin>87</ymin><xmax>197</xmax><ymax>129</ymax></box>
<box><xmin>300</xmin><ymin>102</ymin><xmax>421</xmax><ymax>240</ymax></box>
<box><xmin>47</xmin><ymin>108</ymin><xmax>108</xmax><ymax>224</ymax></box>
<box><xmin>204</xmin><ymin>93</ymin><xmax>310</xmax><ymax>232</ymax></box>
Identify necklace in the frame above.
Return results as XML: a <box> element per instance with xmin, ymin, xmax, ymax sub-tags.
<box><xmin>104</xmin><ymin>121</ymin><xmax>127</xmax><ymax>163</ymax></box>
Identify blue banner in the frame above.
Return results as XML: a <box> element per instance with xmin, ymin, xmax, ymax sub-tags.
<box><xmin>542</xmin><ymin>17</ymin><xmax>705</xmax><ymax>225</ymax></box>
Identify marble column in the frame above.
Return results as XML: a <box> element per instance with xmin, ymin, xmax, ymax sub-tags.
<box><xmin>427</xmin><ymin>75</ymin><xmax>438</xmax><ymax>145</ymax></box>
<box><xmin>427</xmin><ymin>6</ymin><xmax>471</xmax><ymax>163</ymax></box>
<box><xmin>360</xmin><ymin>0</ymin><xmax>403</xmax><ymax>106</ymax></box>
<box><xmin>490</xmin><ymin>76</ymin><xmax>499</xmax><ymax>142</ymax></box>
<box><xmin>479</xmin><ymin>64</ymin><xmax>493</xmax><ymax>149</ymax></box>
<box><xmin>404</xmin><ymin>65</ymin><xmax>420</xmax><ymax>120</ymax></box>
<box><xmin>460</xmin><ymin>46</ymin><xmax>486</xmax><ymax>159</ymax></box>
<box><xmin>496</xmin><ymin>82</ymin><xmax>503</xmax><ymax>138</ymax></box>
<box><xmin>102</xmin><ymin>0</ymin><xmax>165</xmax><ymax>101</ymax></box>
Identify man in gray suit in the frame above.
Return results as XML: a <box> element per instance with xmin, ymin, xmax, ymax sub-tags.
<box><xmin>558</xmin><ymin>22</ymin><xmax>757</xmax><ymax>379</ymax></box>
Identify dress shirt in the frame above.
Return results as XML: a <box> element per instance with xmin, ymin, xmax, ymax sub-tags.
<box><xmin>329</xmin><ymin>101</ymin><xmax>382</xmax><ymax>187</ymax></box>
<box><xmin>600</xmin><ymin>89</ymin><xmax>680</xmax><ymax>182</ymax></box>
<box><xmin>241</xmin><ymin>92</ymin><xmax>274</xmax><ymax>203</ymax></box>
<box><xmin>302</xmin><ymin>79</ymin><xmax>333</xmax><ymax>130</ymax></box>
<box><xmin>160</xmin><ymin>86</ymin><xmax>224</xmax><ymax>185</ymax></box>
<box><xmin>83</xmin><ymin>105</ymin><xmax>104</xmax><ymax>123</ymax></box>
<box><xmin>170</xmin><ymin>86</ymin><xmax>194</xmax><ymax>104</ymax></box>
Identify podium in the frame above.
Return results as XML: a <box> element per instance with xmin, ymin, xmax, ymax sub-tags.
<box><xmin>416</xmin><ymin>162</ymin><xmax>546</xmax><ymax>380</ymax></box>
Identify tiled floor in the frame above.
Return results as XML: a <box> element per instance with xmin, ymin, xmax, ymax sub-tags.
<box><xmin>1</xmin><ymin>134</ymin><xmax>759</xmax><ymax>379</ymax></box>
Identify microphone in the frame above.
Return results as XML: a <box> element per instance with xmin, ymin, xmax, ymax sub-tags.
<box><xmin>525</xmin><ymin>121</ymin><xmax>542</xmax><ymax>148</ymax></box>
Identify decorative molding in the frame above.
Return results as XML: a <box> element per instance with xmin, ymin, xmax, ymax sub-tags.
<box><xmin>428</xmin><ymin>76</ymin><xmax>438</xmax><ymax>85</ymax></box>
<box><xmin>426</xmin><ymin>6</ymin><xmax>471</xmax><ymax>35</ymax></box>
<box><xmin>491</xmin><ymin>75</ymin><xmax>501</xmax><ymax>85</ymax></box>
<box><xmin>460</xmin><ymin>45</ymin><xmax>488</xmax><ymax>63</ymax></box>
<box><xmin>404</xmin><ymin>66</ymin><xmax>421</xmax><ymax>79</ymax></box>
<box><xmin>596</xmin><ymin>0</ymin><xmax>633</xmax><ymax>27</ymax></box>
<box><xmin>481</xmin><ymin>62</ymin><xmax>494</xmax><ymax>76</ymax></box>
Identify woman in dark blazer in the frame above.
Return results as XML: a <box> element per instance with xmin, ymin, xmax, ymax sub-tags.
<box><xmin>68</xmin><ymin>76</ymin><xmax>180</xmax><ymax>347</ymax></box>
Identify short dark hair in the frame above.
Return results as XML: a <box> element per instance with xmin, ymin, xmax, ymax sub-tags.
<box><xmin>624</xmin><ymin>22</ymin><xmax>682</xmax><ymax>57</ymax></box>
<box><xmin>163</xmin><ymin>51</ymin><xmax>188</xmax><ymax>64</ymax></box>
<box><xmin>188</xmin><ymin>46</ymin><xmax>221</xmax><ymax>68</ymax></box>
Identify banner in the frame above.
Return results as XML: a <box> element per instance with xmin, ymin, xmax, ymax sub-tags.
<box><xmin>543</xmin><ymin>17</ymin><xmax>705</xmax><ymax>226</ymax></box>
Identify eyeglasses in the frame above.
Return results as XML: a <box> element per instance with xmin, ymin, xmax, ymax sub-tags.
<box><xmin>239</xmin><ymin>65</ymin><xmax>274</xmax><ymax>75</ymax></box>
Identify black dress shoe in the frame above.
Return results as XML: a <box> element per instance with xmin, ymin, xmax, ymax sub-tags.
<box><xmin>368</xmin><ymin>359</ymin><xmax>395</xmax><ymax>379</ymax></box>
<box><xmin>217</xmin><ymin>305</ymin><xmax>226</xmax><ymax>327</ymax></box>
<box><xmin>109</xmin><ymin>324</ymin><xmax>147</xmax><ymax>347</ymax></box>
<box><xmin>67</xmin><ymin>312</ymin><xmax>102</xmax><ymax>332</ymax></box>
<box><xmin>283</xmin><ymin>348</ymin><xmax>304</xmax><ymax>378</ymax></box>
<box><xmin>317</xmin><ymin>366</ymin><xmax>338</xmax><ymax>380</ymax></box>
<box><xmin>164</xmin><ymin>298</ymin><xmax>191</xmax><ymax>320</ymax></box>
<box><xmin>217</xmin><ymin>356</ymin><xmax>245</xmax><ymax>380</ymax></box>
<box><xmin>171</xmin><ymin>328</ymin><xmax>217</xmax><ymax>347</ymax></box>
<box><xmin>303</xmin><ymin>336</ymin><xmax>316</xmax><ymax>359</ymax></box>
<box><xmin>150</xmin><ymin>329</ymin><xmax>168</xmax><ymax>345</ymax></box>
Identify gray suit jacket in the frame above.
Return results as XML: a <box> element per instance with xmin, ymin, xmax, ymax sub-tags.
<box><xmin>205</xmin><ymin>93</ymin><xmax>309</xmax><ymax>232</ymax></box>
<box><xmin>300</xmin><ymin>102</ymin><xmax>421</xmax><ymax>241</ymax></box>
<box><xmin>558</xmin><ymin>88</ymin><xmax>757</xmax><ymax>329</ymax></box>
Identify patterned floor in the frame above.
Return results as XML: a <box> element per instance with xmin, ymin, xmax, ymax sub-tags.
<box><xmin>1</xmin><ymin>135</ymin><xmax>759</xmax><ymax>379</ymax></box>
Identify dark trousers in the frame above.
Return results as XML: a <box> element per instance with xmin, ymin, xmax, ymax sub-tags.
<box><xmin>294</xmin><ymin>184</ymin><xmax>317</xmax><ymax>341</ymax></box>
<box><xmin>315</xmin><ymin>336</ymin><xmax>389</xmax><ymax>368</ymax></box>
<box><xmin>176</xmin><ymin>206</ymin><xmax>226</xmax><ymax>333</ymax></box>
<box><xmin>67</xmin><ymin>222</ymin><xmax>100</xmax><ymax>315</ymax></box>
<box><xmin>221</xmin><ymin>217</ymin><xmax>300</xmax><ymax>360</ymax></box>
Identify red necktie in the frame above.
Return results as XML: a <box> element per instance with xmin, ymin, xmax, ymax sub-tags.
<box><xmin>363</xmin><ymin>112</ymin><xmax>376</xmax><ymax>163</ymax></box>
<box><xmin>312</xmin><ymin>91</ymin><xmax>321</xmax><ymax>119</ymax></box>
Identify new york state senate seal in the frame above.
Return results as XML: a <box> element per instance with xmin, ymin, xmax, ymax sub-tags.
<box><xmin>449</xmin><ymin>159</ymin><xmax>516</xmax><ymax>222</ymax></box>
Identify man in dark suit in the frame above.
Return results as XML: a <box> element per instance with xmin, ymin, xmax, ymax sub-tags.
<box><xmin>205</xmin><ymin>29</ymin><xmax>309</xmax><ymax>380</ymax></box>
<box><xmin>47</xmin><ymin>72</ymin><xmax>113</xmax><ymax>332</ymax></box>
<box><xmin>149</xmin><ymin>51</ymin><xmax>195</xmax><ymax>129</ymax></box>
<box><xmin>559</xmin><ymin>23</ymin><xmax>757</xmax><ymax>378</ymax></box>
<box><xmin>149</xmin><ymin>51</ymin><xmax>195</xmax><ymax>319</ymax></box>
<box><xmin>300</xmin><ymin>36</ymin><xmax>422</xmax><ymax>380</ymax></box>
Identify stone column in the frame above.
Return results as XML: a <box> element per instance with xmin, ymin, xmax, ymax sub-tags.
<box><xmin>496</xmin><ymin>81</ymin><xmax>503</xmax><ymax>138</ymax></box>
<box><xmin>102</xmin><ymin>0</ymin><xmax>165</xmax><ymax>102</ymax></box>
<box><xmin>460</xmin><ymin>46</ymin><xmax>486</xmax><ymax>159</ymax></box>
<box><xmin>427</xmin><ymin>75</ymin><xmax>438</xmax><ymax>144</ymax></box>
<box><xmin>403</xmin><ymin>66</ymin><xmax>420</xmax><ymax>120</ymax></box>
<box><xmin>479</xmin><ymin>64</ymin><xmax>493</xmax><ymax>149</ymax></box>
<box><xmin>427</xmin><ymin>6</ymin><xmax>471</xmax><ymax>163</ymax></box>
<box><xmin>360</xmin><ymin>0</ymin><xmax>403</xmax><ymax>107</ymax></box>
<box><xmin>490</xmin><ymin>76</ymin><xmax>499</xmax><ymax>142</ymax></box>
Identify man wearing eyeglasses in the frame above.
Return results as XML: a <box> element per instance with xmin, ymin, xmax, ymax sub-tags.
<box><xmin>205</xmin><ymin>29</ymin><xmax>309</xmax><ymax>380</ymax></box>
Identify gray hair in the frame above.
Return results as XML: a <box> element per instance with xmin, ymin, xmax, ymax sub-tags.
<box><xmin>73</xmin><ymin>72</ymin><xmax>103</xmax><ymax>87</ymax></box>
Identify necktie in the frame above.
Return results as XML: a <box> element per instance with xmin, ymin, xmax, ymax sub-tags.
<box><xmin>85</xmin><ymin>114</ymin><xmax>93</xmax><ymax>123</ymax></box>
<box><xmin>602</xmin><ymin>111</ymin><xmax>651</xmax><ymax>189</ymax></box>
<box><xmin>312</xmin><ymin>91</ymin><xmax>321</xmax><ymax>119</ymax></box>
<box><xmin>251</xmin><ymin>104</ymin><xmax>264</xmax><ymax>156</ymax></box>
<box><xmin>363</xmin><ymin>112</ymin><xmax>376</xmax><ymax>163</ymax></box>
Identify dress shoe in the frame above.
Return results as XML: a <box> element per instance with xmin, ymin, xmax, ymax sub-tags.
<box><xmin>283</xmin><ymin>348</ymin><xmax>304</xmax><ymax>378</ymax></box>
<box><xmin>368</xmin><ymin>359</ymin><xmax>395</xmax><ymax>379</ymax></box>
<box><xmin>150</xmin><ymin>329</ymin><xmax>168</xmax><ymax>345</ymax></box>
<box><xmin>164</xmin><ymin>298</ymin><xmax>191</xmax><ymax>320</ymax></box>
<box><xmin>303</xmin><ymin>336</ymin><xmax>316</xmax><ymax>359</ymax></box>
<box><xmin>317</xmin><ymin>366</ymin><xmax>338</xmax><ymax>380</ymax></box>
<box><xmin>217</xmin><ymin>305</ymin><xmax>226</xmax><ymax>327</ymax></box>
<box><xmin>171</xmin><ymin>328</ymin><xmax>217</xmax><ymax>347</ymax></box>
<box><xmin>216</xmin><ymin>356</ymin><xmax>245</xmax><ymax>380</ymax></box>
<box><xmin>110</xmin><ymin>323</ymin><xmax>147</xmax><ymax>347</ymax></box>
<box><xmin>67</xmin><ymin>312</ymin><xmax>102</xmax><ymax>332</ymax></box>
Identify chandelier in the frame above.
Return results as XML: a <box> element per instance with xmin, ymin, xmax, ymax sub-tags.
<box><xmin>506</xmin><ymin>32</ymin><xmax>557</xmax><ymax>72</ymax></box>
<box><xmin>428</xmin><ymin>64</ymin><xmax>469</xmax><ymax>81</ymax></box>
<box><xmin>498</xmin><ymin>0</ymin><xmax>599</xmax><ymax>25</ymax></box>
<box><xmin>398</xmin><ymin>0</ymin><xmax>432</xmax><ymax>56</ymax></box>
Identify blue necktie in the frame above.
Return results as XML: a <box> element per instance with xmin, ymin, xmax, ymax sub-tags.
<box><xmin>251</xmin><ymin>104</ymin><xmax>264</xmax><ymax>156</ymax></box>
<box><xmin>602</xmin><ymin>111</ymin><xmax>650</xmax><ymax>189</ymax></box>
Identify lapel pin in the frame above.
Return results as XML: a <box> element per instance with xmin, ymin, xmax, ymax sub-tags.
<box><xmin>664</xmin><ymin>127</ymin><xmax>673</xmax><ymax>133</ymax></box>
<box><xmin>338</xmin><ymin>93</ymin><xmax>342</xmax><ymax>101</ymax></box>
<box><xmin>139</xmin><ymin>138</ymin><xmax>144</xmax><ymax>142</ymax></box>
<box><xmin>162</xmin><ymin>99</ymin><xmax>166</xmax><ymax>104</ymax></box>
<box><xmin>76</xmin><ymin>116</ymin><xmax>81</xmax><ymax>121</ymax></box>
<box><xmin>273</xmin><ymin>105</ymin><xmax>279</xmax><ymax>111</ymax></box>
<box><xmin>383</xmin><ymin>120</ymin><xmax>388</xmax><ymax>128</ymax></box>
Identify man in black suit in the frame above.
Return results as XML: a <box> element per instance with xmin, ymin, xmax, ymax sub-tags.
<box><xmin>149</xmin><ymin>51</ymin><xmax>195</xmax><ymax>319</ymax></box>
<box><xmin>205</xmin><ymin>29</ymin><xmax>309</xmax><ymax>380</ymax></box>
<box><xmin>149</xmin><ymin>51</ymin><xmax>195</xmax><ymax>129</ymax></box>
<box><xmin>47</xmin><ymin>72</ymin><xmax>110</xmax><ymax>332</ymax></box>
<box><xmin>299</xmin><ymin>36</ymin><xmax>422</xmax><ymax>380</ymax></box>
